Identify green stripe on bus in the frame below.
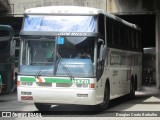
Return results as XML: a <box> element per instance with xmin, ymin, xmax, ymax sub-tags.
<box><xmin>44</xmin><ymin>78</ymin><xmax>72</xmax><ymax>83</ymax></box>
<box><xmin>20</xmin><ymin>77</ymin><xmax>36</xmax><ymax>82</ymax></box>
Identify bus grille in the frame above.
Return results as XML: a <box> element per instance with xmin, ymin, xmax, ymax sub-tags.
<box><xmin>56</xmin><ymin>83</ymin><xmax>72</xmax><ymax>87</ymax></box>
<box><xmin>36</xmin><ymin>82</ymin><xmax>52</xmax><ymax>87</ymax></box>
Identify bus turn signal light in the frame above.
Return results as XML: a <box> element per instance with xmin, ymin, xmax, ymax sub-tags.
<box><xmin>90</xmin><ymin>83</ymin><xmax>95</xmax><ymax>88</ymax></box>
<box><xmin>17</xmin><ymin>81</ymin><xmax>20</xmax><ymax>87</ymax></box>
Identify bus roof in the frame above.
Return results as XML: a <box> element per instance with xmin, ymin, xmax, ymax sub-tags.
<box><xmin>25</xmin><ymin>6</ymin><xmax>104</xmax><ymax>15</ymax></box>
<box><xmin>104</xmin><ymin>12</ymin><xmax>141</xmax><ymax>30</ymax></box>
<box><xmin>25</xmin><ymin>6</ymin><xmax>140</xmax><ymax>31</ymax></box>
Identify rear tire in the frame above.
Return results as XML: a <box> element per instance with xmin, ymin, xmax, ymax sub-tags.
<box><xmin>1</xmin><ymin>72</ymin><xmax>12</xmax><ymax>94</ymax></box>
<box><xmin>34</xmin><ymin>103</ymin><xmax>51</xmax><ymax>111</ymax></box>
<box><xmin>0</xmin><ymin>84</ymin><xmax>2</xmax><ymax>94</ymax></box>
<box><xmin>98</xmin><ymin>81</ymin><xmax>110</xmax><ymax>111</ymax></box>
<box><xmin>129</xmin><ymin>76</ymin><xmax>135</xmax><ymax>99</ymax></box>
<box><xmin>134</xmin><ymin>75</ymin><xmax>137</xmax><ymax>91</ymax></box>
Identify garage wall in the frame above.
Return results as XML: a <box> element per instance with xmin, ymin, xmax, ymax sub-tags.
<box><xmin>9</xmin><ymin>0</ymin><xmax>106</xmax><ymax>15</ymax></box>
<box><xmin>107</xmin><ymin>0</ymin><xmax>160</xmax><ymax>14</ymax></box>
<box><xmin>156</xmin><ymin>13</ymin><xmax>160</xmax><ymax>88</ymax></box>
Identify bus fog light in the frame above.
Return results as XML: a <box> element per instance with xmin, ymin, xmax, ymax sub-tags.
<box><xmin>77</xmin><ymin>94</ymin><xmax>83</xmax><ymax>97</ymax></box>
<box><xmin>21</xmin><ymin>82</ymin><xmax>33</xmax><ymax>86</ymax></box>
<box><xmin>21</xmin><ymin>82</ymin><xmax>26</xmax><ymax>85</ymax></box>
<box><xmin>21</xmin><ymin>91</ymin><xmax>25</xmax><ymax>95</ymax></box>
<box><xmin>83</xmin><ymin>94</ymin><xmax>88</xmax><ymax>97</ymax></box>
<box><xmin>77</xmin><ymin>94</ymin><xmax>88</xmax><ymax>97</ymax></box>
<box><xmin>82</xmin><ymin>84</ymin><xmax>88</xmax><ymax>88</ymax></box>
<box><xmin>76</xmin><ymin>84</ymin><xmax>88</xmax><ymax>88</ymax></box>
<box><xmin>26</xmin><ymin>82</ymin><xmax>33</xmax><ymax>86</ymax></box>
<box><xmin>76</xmin><ymin>84</ymin><xmax>82</xmax><ymax>87</ymax></box>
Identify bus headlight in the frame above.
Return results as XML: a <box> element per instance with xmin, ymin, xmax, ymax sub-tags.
<box><xmin>21</xmin><ymin>82</ymin><xmax>33</xmax><ymax>86</ymax></box>
<box><xmin>76</xmin><ymin>84</ymin><xmax>88</xmax><ymax>88</ymax></box>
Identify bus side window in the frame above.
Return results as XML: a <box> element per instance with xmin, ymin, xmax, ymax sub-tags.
<box><xmin>0</xmin><ymin>41</ymin><xmax>8</xmax><ymax>50</ymax></box>
<box><xmin>106</xmin><ymin>20</ymin><xmax>111</xmax><ymax>46</ymax></box>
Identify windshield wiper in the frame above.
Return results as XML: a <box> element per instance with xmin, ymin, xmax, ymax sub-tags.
<box><xmin>63</xmin><ymin>63</ymin><xmax>74</xmax><ymax>80</ymax></box>
<box><xmin>35</xmin><ymin>53</ymin><xmax>54</xmax><ymax>78</ymax></box>
<box><xmin>56</xmin><ymin>53</ymin><xmax>74</xmax><ymax>80</ymax></box>
<box><xmin>35</xmin><ymin>52</ymin><xmax>74</xmax><ymax>81</ymax></box>
<box><xmin>35</xmin><ymin>62</ymin><xmax>48</xmax><ymax>78</ymax></box>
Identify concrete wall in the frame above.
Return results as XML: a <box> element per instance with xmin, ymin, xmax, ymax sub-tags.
<box><xmin>9</xmin><ymin>0</ymin><xmax>106</xmax><ymax>15</ymax></box>
<box><xmin>156</xmin><ymin>13</ymin><xmax>160</xmax><ymax>89</ymax></box>
<box><xmin>0</xmin><ymin>0</ymin><xmax>10</xmax><ymax>13</ymax></box>
<box><xmin>9</xmin><ymin>0</ymin><xmax>160</xmax><ymax>14</ymax></box>
<box><xmin>107</xmin><ymin>0</ymin><xmax>160</xmax><ymax>14</ymax></box>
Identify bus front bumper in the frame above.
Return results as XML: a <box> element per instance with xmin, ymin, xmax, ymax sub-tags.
<box><xmin>18</xmin><ymin>87</ymin><xmax>99</xmax><ymax>105</ymax></box>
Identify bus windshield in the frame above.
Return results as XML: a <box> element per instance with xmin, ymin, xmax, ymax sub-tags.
<box><xmin>20</xmin><ymin>36</ymin><xmax>96</xmax><ymax>77</ymax></box>
<box><xmin>23</xmin><ymin>15</ymin><xmax>96</xmax><ymax>32</ymax></box>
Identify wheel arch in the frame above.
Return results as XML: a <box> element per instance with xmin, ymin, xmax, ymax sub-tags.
<box><xmin>134</xmin><ymin>74</ymin><xmax>138</xmax><ymax>91</ymax></box>
<box><xmin>105</xmin><ymin>78</ymin><xmax>110</xmax><ymax>91</ymax></box>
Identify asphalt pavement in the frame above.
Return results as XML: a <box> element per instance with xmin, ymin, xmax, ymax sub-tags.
<box><xmin>0</xmin><ymin>85</ymin><xmax>160</xmax><ymax>120</ymax></box>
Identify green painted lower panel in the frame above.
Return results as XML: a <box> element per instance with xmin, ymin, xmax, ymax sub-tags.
<box><xmin>20</xmin><ymin>77</ymin><xmax>36</xmax><ymax>82</ymax></box>
<box><xmin>44</xmin><ymin>78</ymin><xmax>72</xmax><ymax>83</ymax></box>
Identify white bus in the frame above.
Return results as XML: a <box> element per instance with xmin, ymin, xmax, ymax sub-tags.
<box><xmin>17</xmin><ymin>6</ymin><xmax>142</xmax><ymax>111</ymax></box>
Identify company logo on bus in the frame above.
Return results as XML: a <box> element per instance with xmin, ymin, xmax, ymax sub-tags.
<box><xmin>57</xmin><ymin>32</ymin><xmax>87</xmax><ymax>36</ymax></box>
<box><xmin>65</xmin><ymin>65</ymin><xmax>84</xmax><ymax>68</ymax></box>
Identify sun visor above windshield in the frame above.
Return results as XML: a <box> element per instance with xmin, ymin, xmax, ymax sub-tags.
<box><xmin>23</xmin><ymin>15</ymin><xmax>96</xmax><ymax>32</ymax></box>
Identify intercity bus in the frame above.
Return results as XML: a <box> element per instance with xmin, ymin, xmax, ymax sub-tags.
<box><xmin>0</xmin><ymin>25</ymin><xmax>15</xmax><ymax>94</ymax></box>
<box><xmin>17</xmin><ymin>6</ymin><xmax>142</xmax><ymax>110</ymax></box>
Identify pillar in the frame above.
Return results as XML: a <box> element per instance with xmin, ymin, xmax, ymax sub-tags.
<box><xmin>156</xmin><ymin>13</ymin><xmax>160</xmax><ymax>89</ymax></box>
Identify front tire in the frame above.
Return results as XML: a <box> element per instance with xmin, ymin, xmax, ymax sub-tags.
<box><xmin>34</xmin><ymin>103</ymin><xmax>51</xmax><ymax>111</ymax></box>
<box><xmin>98</xmin><ymin>82</ymin><xmax>110</xmax><ymax>110</ymax></box>
<box><xmin>129</xmin><ymin>76</ymin><xmax>135</xmax><ymax>99</ymax></box>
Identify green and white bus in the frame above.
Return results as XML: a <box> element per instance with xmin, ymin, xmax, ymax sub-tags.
<box><xmin>0</xmin><ymin>25</ymin><xmax>15</xmax><ymax>94</ymax></box>
<box><xmin>17</xmin><ymin>6</ymin><xmax>142</xmax><ymax>110</ymax></box>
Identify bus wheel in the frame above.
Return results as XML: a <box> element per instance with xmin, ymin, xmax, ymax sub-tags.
<box><xmin>98</xmin><ymin>81</ymin><xmax>110</xmax><ymax>110</ymax></box>
<box><xmin>0</xmin><ymin>84</ymin><xmax>2</xmax><ymax>94</ymax></box>
<box><xmin>34</xmin><ymin>103</ymin><xmax>51</xmax><ymax>111</ymax></box>
<box><xmin>129</xmin><ymin>76</ymin><xmax>135</xmax><ymax>99</ymax></box>
<box><xmin>134</xmin><ymin>75</ymin><xmax>137</xmax><ymax>91</ymax></box>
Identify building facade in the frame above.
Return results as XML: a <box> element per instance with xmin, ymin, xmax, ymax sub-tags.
<box><xmin>9</xmin><ymin>0</ymin><xmax>106</xmax><ymax>15</ymax></box>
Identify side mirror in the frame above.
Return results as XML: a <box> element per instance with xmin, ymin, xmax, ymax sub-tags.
<box><xmin>102</xmin><ymin>45</ymin><xmax>107</xmax><ymax>60</ymax></box>
<box><xmin>98</xmin><ymin>39</ymin><xmax>107</xmax><ymax>61</ymax></box>
<box><xmin>10</xmin><ymin>37</ymin><xmax>20</xmax><ymax>56</ymax></box>
<box><xmin>99</xmin><ymin>44</ymin><xmax>107</xmax><ymax>61</ymax></box>
<box><xmin>98</xmin><ymin>39</ymin><xmax>104</xmax><ymax>44</ymax></box>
